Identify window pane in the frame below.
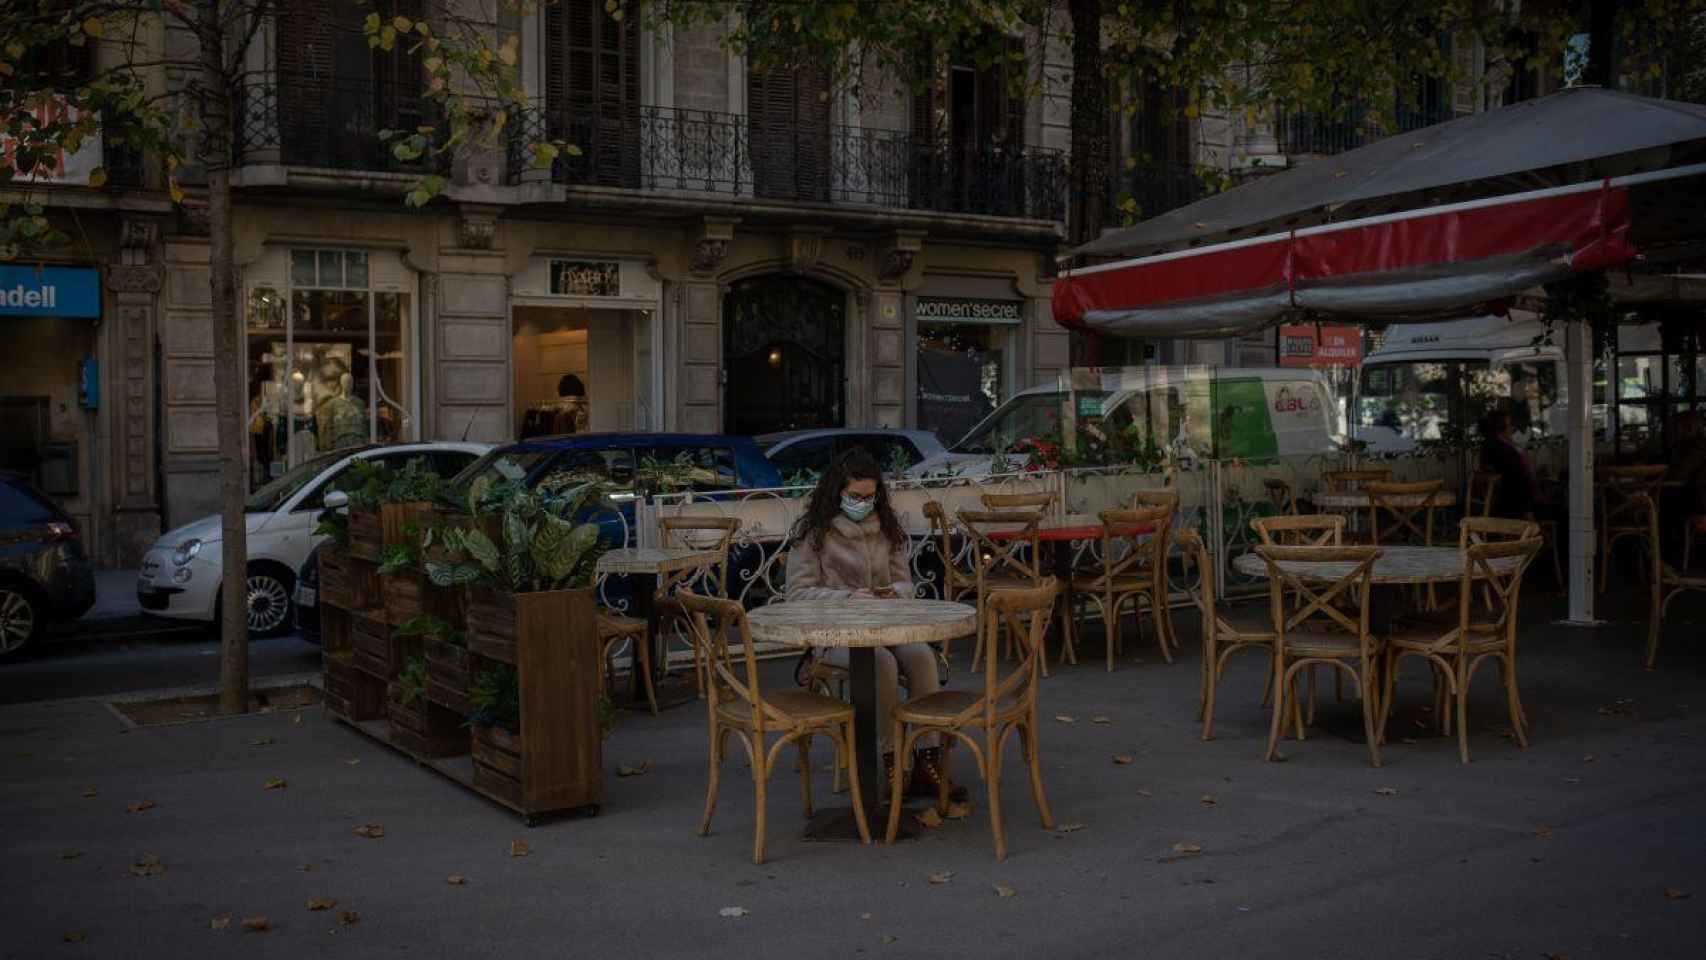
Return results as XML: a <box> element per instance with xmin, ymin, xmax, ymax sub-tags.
<box><xmin>918</xmin><ymin>323</ymin><xmax>1005</xmax><ymax>447</ymax></box>
<box><xmin>1617</xmin><ymin>355</ymin><xmax>1663</xmax><ymax>400</ymax></box>
<box><xmin>319</xmin><ymin>250</ymin><xmax>343</xmax><ymax>288</ymax></box>
<box><xmin>247</xmin><ymin>286</ymin><xmax>284</xmax><ymax>331</ymax></box>
<box><xmin>344</xmin><ymin>251</ymin><xmax>369</xmax><ymax>288</ymax></box>
<box><xmin>374</xmin><ymin>292</ymin><xmax>412</xmax><ymax>444</ymax></box>
<box><xmin>290</xmin><ymin>250</ymin><xmax>317</xmax><ymax>286</ymax></box>
<box><xmin>246</xmin><ymin>332</ymin><xmax>286</xmax><ymax>491</ymax></box>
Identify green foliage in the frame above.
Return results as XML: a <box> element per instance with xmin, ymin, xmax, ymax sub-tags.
<box><xmin>313</xmin><ymin>510</ymin><xmax>350</xmax><ymax>547</ymax></box>
<box><xmin>338</xmin><ymin>459</ymin><xmax>395</xmax><ymax>512</ymax></box>
<box><xmin>376</xmin><ymin>543</ymin><xmax>418</xmax><ymax>576</ymax></box>
<box><xmin>384</xmin><ymin>457</ymin><xmax>453</xmax><ymax>505</ymax></box>
<box><xmin>635</xmin><ymin>451</ymin><xmax>703</xmax><ymax>494</ymax></box>
<box><xmin>393</xmin><ymin>613</ymin><xmax>464</xmax><ymax>647</ymax></box>
<box><xmin>469</xmin><ymin>665</ymin><xmax>521</xmax><ymax>732</ymax></box>
<box><xmin>426</xmin><ymin>480</ymin><xmax>612</xmax><ymax>593</ymax></box>
<box><xmin>395</xmin><ymin>656</ymin><xmax>429</xmax><ymax>707</ymax></box>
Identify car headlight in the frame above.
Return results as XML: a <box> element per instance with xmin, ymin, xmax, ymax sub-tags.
<box><xmin>171</xmin><ymin>539</ymin><xmax>203</xmax><ymax>566</ymax></box>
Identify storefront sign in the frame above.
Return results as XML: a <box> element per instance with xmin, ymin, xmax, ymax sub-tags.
<box><xmin>550</xmin><ymin>260</ymin><xmax>621</xmax><ymax>297</ymax></box>
<box><xmin>0</xmin><ymin>266</ymin><xmax>101</xmax><ymax>318</ymax></box>
<box><xmin>1278</xmin><ymin>323</ymin><xmax>1362</xmax><ymax>367</ymax></box>
<box><xmin>915</xmin><ymin>297</ymin><xmax>1023</xmax><ymax>325</ymax></box>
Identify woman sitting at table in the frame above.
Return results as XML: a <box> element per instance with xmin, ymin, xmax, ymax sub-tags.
<box><xmin>785</xmin><ymin>448</ymin><xmax>949</xmax><ymax>796</ymax></box>
<box><xmin>1480</xmin><ymin>408</ymin><xmax>1550</xmax><ymax>521</ymax></box>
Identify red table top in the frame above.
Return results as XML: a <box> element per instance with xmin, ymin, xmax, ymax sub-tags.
<box><xmin>985</xmin><ymin>516</ymin><xmax>1158</xmax><ymax>541</ymax></box>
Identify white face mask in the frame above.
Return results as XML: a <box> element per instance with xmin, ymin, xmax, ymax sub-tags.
<box><xmin>840</xmin><ymin>495</ymin><xmax>875</xmax><ymax>522</ymax></box>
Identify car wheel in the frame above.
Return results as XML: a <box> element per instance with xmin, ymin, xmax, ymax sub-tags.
<box><xmin>0</xmin><ymin>584</ymin><xmax>42</xmax><ymax>658</ymax></box>
<box><xmin>245</xmin><ymin>567</ymin><xmax>295</xmax><ymax>637</ymax></box>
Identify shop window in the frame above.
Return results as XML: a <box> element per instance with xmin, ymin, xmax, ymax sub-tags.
<box><xmin>245</xmin><ymin>248</ymin><xmax>415</xmax><ymax>490</ymax></box>
<box><xmin>917</xmin><ymin>323</ymin><xmax>1007</xmax><ymax>448</ymax></box>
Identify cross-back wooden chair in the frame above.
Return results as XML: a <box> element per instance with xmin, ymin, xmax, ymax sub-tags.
<box><xmin>1128</xmin><ymin>488</ymin><xmax>1180</xmax><ymax>510</ymax></box>
<box><xmin>1466</xmin><ymin>470</ymin><xmax>1500</xmax><ymax>520</ymax></box>
<box><xmin>1365</xmin><ymin>479</ymin><xmax>1444</xmax><ymax>546</ymax></box>
<box><xmin>1596</xmin><ymin>464</ymin><xmax>1667</xmax><ymax>593</ymax></box>
<box><xmin>1067</xmin><ymin>505</ymin><xmax>1175</xmax><ymax>671</ymax></box>
<box><xmin>678</xmin><ymin>591</ymin><xmax>870</xmax><ymax>864</ymax></box>
<box><xmin>981</xmin><ymin>491</ymin><xmax>1058</xmax><ymax>513</ymax></box>
<box><xmin>1178</xmin><ymin>528</ymin><xmax>1284</xmax><ymax>741</ymax></box>
<box><xmin>1636</xmin><ymin>494</ymin><xmax>1706</xmax><ymax>669</ymax></box>
<box><xmin>1321</xmin><ymin>468</ymin><xmax>1392</xmax><ymax>492</ymax></box>
<box><xmin>1380</xmin><ymin>531</ymin><xmax>1540</xmax><ymax>763</ymax></box>
<box><xmin>1263</xmin><ymin>478</ymin><xmax>1299</xmax><ymax>515</ymax></box>
<box><xmin>885</xmin><ymin>578</ymin><xmax>1059</xmax><ymax>861</ymax></box>
<box><xmin>1256</xmin><ymin>543</ymin><xmax>1385</xmax><ymax>767</ymax></box>
<box><xmin>656</xmin><ymin>516</ymin><xmax>743</xmax><ymax>695</ymax></box>
<box><xmin>1251</xmin><ymin>514</ymin><xmax>1346</xmax><ymax>546</ymax></box>
<box><xmin>956</xmin><ymin>509</ymin><xmax>1046</xmax><ymax>673</ymax></box>
<box><xmin>922</xmin><ymin>501</ymin><xmax>979</xmax><ymax>666</ymax></box>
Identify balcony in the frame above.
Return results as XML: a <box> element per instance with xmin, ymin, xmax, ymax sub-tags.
<box><xmin>234</xmin><ymin>72</ymin><xmax>439</xmax><ymax>174</ymax></box>
<box><xmin>1105</xmin><ymin>163</ymin><xmax>1212</xmax><ymax>224</ymax></box>
<box><xmin>1275</xmin><ymin>100</ymin><xmax>1457</xmax><ymax>157</ymax></box>
<box><xmin>507</xmin><ymin>102</ymin><xmax>1067</xmax><ymax>221</ymax></box>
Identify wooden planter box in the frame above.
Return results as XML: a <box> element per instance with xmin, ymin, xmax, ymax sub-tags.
<box><xmin>320</xmin><ymin>548</ymin><xmax>353</xmax><ymax>609</ymax></box>
<box><xmin>384</xmin><ymin>570</ymin><xmax>426</xmax><ymax>626</ymax></box>
<box><xmin>468</xmin><ymin>587</ymin><xmax>603</xmax><ymax>816</ymax></box>
<box><xmin>348</xmin><ymin>508</ymin><xmax>382</xmax><ymax>561</ymax></box>
<box><xmin>387</xmin><ymin>687</ymin><xmax>466</xmax><ymax>758</ymax></box>
<box><xmin>381</xmin><ymin>501</ymin><xmax>434</xmax><ymax>551</ymax></box>
<box><xmin>424</xmin><ymin>636</ymin><xmax>471</xmax><ymax>715</ymax></box>
<box><xmin>351</xmin><ymin>612</ymin><xmax>391</xmax><ymax>678</ymax></box>
<box><xmin>324</xmin><ymin>652</ymin><xmax>385</xmax><ymax>722</ymax></box>
<box><xmin>472</xmin><ymin>722</ymin><xmax>524</xmax><ymax>808</ymax></box>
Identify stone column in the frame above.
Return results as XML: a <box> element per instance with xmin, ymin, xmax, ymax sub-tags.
<box><xmin>104</xmin><ymin>219</ymin><xmax>165</xmax><ymax>565</ymax></box>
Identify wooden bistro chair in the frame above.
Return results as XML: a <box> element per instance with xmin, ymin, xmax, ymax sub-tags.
<box><xmin>1178</xmin><ymin>529</ymin><xmax>1281</xmax><ymax>741</ymax></box>
<box><xmin>886</xmin><ymin>578</ymin><xmax>1060</xmax><ymax>861</ymax></box>
<box><xmin>1366</xmin><ymin>478</ymin><xmax>1446</xmax><ymax>608</ymax></box>
<box><xmin>1251</xmin><ymin>514</ymin><xmax>1346</xmax><ymax>547</ymax></box>
<box><xmin>956</xmin><ymin>509</ymin><xmax>1046</xmax><ymax>673</ymax></box>
<box><xmin>1466</xmin><ymin>470</ymin><xmax>1500</xmax><ymax>521</ymax></box>
<box><xmin>1068</xmin><ymin>505</ymin><xmax>1176</xmax><ymax>670</ymax></box>
<box><xmin>981</xmin><ymin>491</ymin><xmax>1059</xmax><ymax>513</ymax></box>
<box><xmin>1263</xmin><ymin>478</ymin><xmax>1299</xmax><ymax>516</ymax></box>
<box><xmin>1380</xmin><ymin>523</ymin><xmax>1540</xmax><ymax>764</ymax></box>
<box><xmin>1596</xmin><ymin>464</ymin><xmax>1667</xmax><ymax>593</ymax></box>
<box><xmin>679</xmin><ymin>592</ymin><xmax>870</xmax><ymax>864</ymax></box>
<box><xmin>1256</xmin><ymin>543</ymin><xmax>1385</xmax><ymax>767</ymax></box>
<box><xmin>1321</xmin><ymin>468</ymin><xmax>1392</xmax><ymax>492</ymax></box>
<box><xmin>922</xmin><ymin>501</ymin><xmax>979</xmax><ymax>666</ymax></box>
<box><xmin>1637</xmin><ymin>495</ymin><xmax>1706</xmax><ymax>669</ymax></box>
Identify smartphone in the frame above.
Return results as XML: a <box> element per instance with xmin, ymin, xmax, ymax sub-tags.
<box><xmin>872</xmin><ymin>587</ymin><xmax>898</xmax><ymax>599</ymax></box>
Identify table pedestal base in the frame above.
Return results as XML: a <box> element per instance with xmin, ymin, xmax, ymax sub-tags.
<box><xmin>802</xmin><ymin>805</ymin><xmax>918</xmax><ymax>842</ymax></box>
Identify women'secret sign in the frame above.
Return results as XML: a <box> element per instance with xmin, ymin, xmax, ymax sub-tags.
<box><xmin>1278</xmin><ymin>324</ymin><xmax>1362</xmax><ymax>367</ymax></box>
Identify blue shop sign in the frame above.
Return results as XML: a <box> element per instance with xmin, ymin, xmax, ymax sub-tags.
<box><xmin>0</xmin><ymin>265</ymin><xmax>102</xmax><ymax>318</ymax></box>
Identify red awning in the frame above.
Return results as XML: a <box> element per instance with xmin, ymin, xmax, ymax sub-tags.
<box><xmin>1054</xmin><ymin>177</ymin><xmax>1646</xmax><ymax>338</ymax></box>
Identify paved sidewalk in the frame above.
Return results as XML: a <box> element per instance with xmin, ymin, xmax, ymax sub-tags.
<box><xmin>3</xmin><ymin>593</ymin><xmax>1704</xmax><ymax>959</ymax></box>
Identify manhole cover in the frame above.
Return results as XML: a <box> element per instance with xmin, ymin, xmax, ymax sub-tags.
<box><xmin>111</xmin><ymin>684</ymin><xmax>321</xmax><ymax>727</ymax></box>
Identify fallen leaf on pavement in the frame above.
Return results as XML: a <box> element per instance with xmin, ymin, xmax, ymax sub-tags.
<box><xmin>240</xmin><ymin>916</ymin><xmax>270</xmax><ymax>933</ymax></box>
<box><xmin>1171</xmin><ymin>841</ymin><xmax>1203</xmax><ymax>856</ymax></box>
<box><xmin>126</xmin><ymin>800</ymin><xmax>155</xmax><ymax>814</ymax></box>
<box><xmin>1112</xmin><ymin>754</ymin><xmax>1134</xmax><ymax>765</ymax></box>
<box><xmin>338</xmin><ymin>911</ymin><xmax>360</xmax><ymax>926</ymax></box>
<box><xmin>248</xmin><ymin>737</ymin><xmax>275</xmax><ymax>746</ymax></box>
<box><xmin>1664</xmin><ymin>887</ymin><xmax>1691</xmax><ymax>901</ymax></box>
<box><xmin>914</xmin><ymin>808</ymin><xmax>943</xmax><ymax>829</ymax></box>
<box><xmin>263</xmin><ymin>778</ymin><xmax>287</xmax><ymax>791</ymax></box>
<box><xmin>343</xmin><ymin>758</ymin><xmax>361</xmax><ymax>766</ymax></box>
<box><xmin>1056</xmin><ymin>822</ymin><xmax>1086</xmax><ymax>834</ymax></box>
<box><xmin>59</xmin><ymin>849</ymin><xmax>81</xmax><ymax>860</ymax></box>
<box><xmin>63</xmin><ymin>931</ymin><xmax>86</xmax><ymax>943</ymax></box>
<box><xmin>1534</xmin><ymin>825</ymin><xmax>1554</xmax><ymax>840</ymax></box>
<box><xmin>616</xmin><ymin>760</ymin><xmax>653</xmax><ymax>777</ymax></box>
<box><xmin>1053</xmin><ymin>715</ymin><xmax>1076</xmax><ymax>724</ymax></box>
<box><xmin>1136</xmin><ymin>788</ymin><xmax>1153</xmax><ymax>799</ymax></box>
<box><xmin>510</xmin><ymin>840</ymin><xmax>530</xmax><ymax>857</ymax></box>
<box><xmin>306</xmin><ymin>897</ymin><xmax>336</xmax><ymax>912</ymax></box>
<box><xmin>129</xmin><ymin>854</ymin><xmax>165</xmax><ymax>877</ymax></box>
<box><xmin>994</xmin><ymin>883</ymin><xmax>1016</xmax><ymax>898</ymax></box>
<box><xmin>1563</xmin><ymin>777</ymin><xmax>1582</xmax><ymax>784</ymax></box>
<box><xmin>718</xmin><ymin>906</ymin><xmax>749</xmax><ymax>918</ymax></box>
<box><xmin>860</xmin><ymin>913</ymin><xmax>872</xmax><ymax>920</ymax></box>
<box><xmin>1090</xmin><ymin>716</ymin><xmax>1111</xmax><ymax>725</ymax></box>
<box><xmin>1373</xmin><ymin>787</ymin><xmax>1399</xmax><ymax>796</ymax></box>
<box><xmin>80</xmin><ymin>786</ymin><xmax>97</xmax><ymax>799</ymax></box>
<box><xmin>300</xmin><ymin>863</ymin><xmax>315</xmax><ymax>872</ymax></box>
<box><xmin>447</xmin><ymin>875</ymin><xmax>467</xmax><ymax>886</ymax></box>
<box><xmin>210</xmin><ymin>915</ymin><xmax>231</xmax><ymax>931</ymax></box>
<box><xmin>927</xmin><ymin>870</ymin><xmax>954</xmax><ymax>884</ymax></box>
<box><xmin>945</xmin><ymin>801</ymin><xmax>972</xmax><ymax>820</ymax></box>
<box><xmin>1583</xmin><ymin>753</ymin><xmax>1597</xmax><ymax>763</ymax></box>
<box><xmin>881</xmin><ymin>935</ymin><xmax>898</xmax><ymax>945</ymax></box>
<box><xmin>1399</xmin><ymin>737</ymin><xmax>1419</xmax><ymax>745</ymax></box>
<box><xmin>292</xmin><ymin>713</ymin><xmax>304</xmax><ymax>725</ymax></box>
<box><xmin>352</xmin><ymin>823</ymin><xmax>384</xmax><ymax>839</ymax></box>
<box><xmin>1200</xmin><ymin>794</ymin><xmax>1218</xmax><ymax>807</ymax></box>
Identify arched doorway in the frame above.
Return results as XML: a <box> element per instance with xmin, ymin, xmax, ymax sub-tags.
<box><xmin>722</xmin><ymin>276</ymin><xmax>846</xmax><ymax>435</ymax></box>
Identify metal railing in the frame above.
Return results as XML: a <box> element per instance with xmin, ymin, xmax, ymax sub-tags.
<box><xmin>508</xmin><ymin>101</ymin><xmax>1068</xmax><ymax>221</ymax></box>
<box><xmin>235</xmin><ymin>71</ymin><xmax>441</xmax><ymax>173</ymax></box>
<box><xmin>1276</xmin><ymin>100</ymin><xmax>1458</xmax><ymax>157</ymax></box>
<box><xmin>1105</xmin><ymin>163</ymin><xmax>1212</xmax><ymax>224</ymax></box>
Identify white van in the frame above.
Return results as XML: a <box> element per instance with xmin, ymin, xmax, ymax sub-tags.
<box><xmin>907</xmin><ymin>366</ymin><xmax>1345</xmax><ymax>477</ymax></box>
<box><xmin>1354</xmin><ymin>313</ymin><xmax>1568</xmax><ymax>456</ymax></box>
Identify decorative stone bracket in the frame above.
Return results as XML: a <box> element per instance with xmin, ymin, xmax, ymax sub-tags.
<box><xmin>878</xmin><ymin>230</ymin><xmax>925</xmax><ymax>285</ymax></box>
<box><xmin>788</xmin><ymin>226</ymin><xmax>830</xmax><ymax>274</ymax></box>
<box><xmin>692</xmin><ymin>217</ymin><xmax>738</xmax><ymax>276</ymax></box>
<box><xmin>456</xmin><ymin>204</ymin><xmax>502</xmax><ymax>250</ymax></box>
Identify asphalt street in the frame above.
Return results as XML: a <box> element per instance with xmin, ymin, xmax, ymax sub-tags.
<box><xmin>0</xmin><ymin>627</ymin><xmax>322</xmax><ymax>706</ymax></box>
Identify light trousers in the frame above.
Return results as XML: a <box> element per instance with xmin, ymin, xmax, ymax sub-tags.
<box><xmin>820</xmin><ymin>642</ymin><xmax>941</xmax><ymax>750</ymax></box>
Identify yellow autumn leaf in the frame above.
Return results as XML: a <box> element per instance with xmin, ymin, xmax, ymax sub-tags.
<box><xmin>83</xmin><ymin>18</ymin><xmax>104</xmax><ymax>39</ymax></box>
<box><xmin>393</xmin><ymin>16</ymin><xmax>413</xmax><ymax>33</ymax></box>
<box><xmin>168</xmin><ymin>180</ymin><xmax>184</xmax><ymax>204</ymax></box>
<box><xmin>498</xmin><ymin>35</ymin><xmax>518</xmax><ymax>66</ymax></box>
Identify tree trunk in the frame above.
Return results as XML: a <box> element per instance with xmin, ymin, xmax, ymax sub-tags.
<box><xmin>201</xmin><ymin>0</ymin><xmax>250</xmax><ymax>714</ymax></box>
<box><xmin>1067</xmin><ymin>0</ymin><xmax>1106</xmax><ymax>247</ymax></box>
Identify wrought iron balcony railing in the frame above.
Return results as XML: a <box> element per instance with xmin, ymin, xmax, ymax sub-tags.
<box><xmin>508</xmin><ymin>102</ymin><xmax>1067</xmax><ymax>221</ymax></box>
<box><xmin>235</xmin><ymin>72</ymin><xmax>439</xmax><ymax>173</ymax></box>
<box><xmin>1276</xmin><ymin>99</ymin><xmax>1458</xmax><ymax>156</ymax></box>
<box><xmin>1105</xmin><ymin>163</ymin><xmax>1213</xmax><ymax>224</ymax></box>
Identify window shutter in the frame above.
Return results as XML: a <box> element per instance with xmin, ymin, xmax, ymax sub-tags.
<box><xmin>276</xmin><ymin>0</ymin><xmax>336</xmax><ymax>158</ymax></box>
<box><xmin>544</xmin><ymin>0</ymin><xmax>638</xmax><ymax>186</ymax></box>
<box><xmin>748</xmin><ymin>62</ymin><xmax>830</xmax><ymax>201</ymax></box>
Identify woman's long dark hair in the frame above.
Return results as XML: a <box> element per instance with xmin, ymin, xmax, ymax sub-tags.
<box><xmin>791</xmin><ymin>447</ymin><xmax>906</xmax><ymax>550</ymax></box>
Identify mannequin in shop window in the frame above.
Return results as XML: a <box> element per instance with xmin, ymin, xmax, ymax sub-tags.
<box><xmin>248</xmin><ymin>363</ymin><xmax>276</xmax><ymax>488</ymax></box>
<box><xmin>315</xmin><ymin>362</ymin><xmax>368</xmax><ymax>452</ymax></box>
<box><xmin>522</xmin><ymin>373</ymin><xmax>589</xmax><ymax>439</ymax></box>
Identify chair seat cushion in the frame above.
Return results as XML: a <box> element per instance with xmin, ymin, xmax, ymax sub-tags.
<box><xmin>894</xmin><ymin>689</ymin><xmax>1023</xmax><ymax>724</ymax></box>
<box><xmin>716</xmin><ymin>690</ymin><xmax>852</xmax><ymax>726</ymax></box>
<box><xmin>1281</xmin><ymin>632</ymin><xmax>1376</xmax><ymax>657</ymax></box>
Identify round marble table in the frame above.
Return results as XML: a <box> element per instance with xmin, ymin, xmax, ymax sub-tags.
<box><xmin>746</xmin><ymin>599</ymin><xmax>978</xmax><ymax>840</ymax></box>
<box><xmin>1309</xmin><ymin>490</ymin><xmax>1459</xmax><ymax>511</ymax></box>
<box><xmin>596</xmin><ymin>547</ymin><xmax>723</xmax><ymax>708</ymax></box>
<box><xmin>1233</xmin><ymin>544</ymin><xmax>1518</xmax><ymax>585</ymax></box>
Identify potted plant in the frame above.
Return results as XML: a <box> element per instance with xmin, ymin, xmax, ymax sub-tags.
<box><xmin>396</xmin><ymin>614</ymin><xmax>471</xmax><ymax>715</ymax></box>
<box><xmin>468</xmin><ymin>663</ymin><xmax>615</xmax><ymax>811</ymax></box>
<box><xmin>313</xmin><ymin>507</ymin><xmax>355</xmax><ymax>609</ymax></box>
<box><xmin>337</xmin><ymin>459</ymin><xmax>393</xmax><ymax>561</ymax></box>
<box><xmin>387</xmin><ymin>655</ymin><xmax>463</xmax><ymax>757</ymax></box>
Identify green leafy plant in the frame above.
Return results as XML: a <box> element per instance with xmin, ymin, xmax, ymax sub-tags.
<box><xmin>394</xmin><ymin>656</ymin><xmax>429</xmax><ymax>708</ymax></box>
<box><xmin>635</xmin><ymin>451</ymin><xmax>705</xmax><ymax>494</ymax></box>
<box><xmin>312</xmin><ymin>509</ymin><xmax>349</xmax><ymax>547</ymax></box>
<box><xmin>385</xmin><ymin>457</ymin><xmax>453</xmax><ymax>505</ymax></box>
<box><xmin>377</xmin><ymin>543</ymin><xmax>418</xmax><ymax>576</ymax></box>
<box><xmin>469</xmin><ymin>665</ymin><xmax>521</xmax><ymax>733</ymax></box>
<box><xmin>337</xmin><ymin>459</ymin><xmax>395</xmax><ymax>512</ymax></box>
<box><xmin>393</xmin><ymin>614</ymin><xmax>465</xmax><ymax>648</ymax></box>
<box><xmin>426</xmin><ymin>481</ymin><xmax>611</xmax><ymax>593</ymax></box>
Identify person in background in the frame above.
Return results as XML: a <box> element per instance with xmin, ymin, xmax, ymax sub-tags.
<box><xmin>1666</xmin><ymin>411</ymin><xmax>1706</xmax><ymax>544</ymax></box>
<box><xmin>785</xmin><ymin>448</ymin><xmax>954</xmax><ymax>798</ymax></box>
<box><xmin>1480</xmin><ymin>408</ymin><xmax>1548</xmax><ymax>521</ymax></box>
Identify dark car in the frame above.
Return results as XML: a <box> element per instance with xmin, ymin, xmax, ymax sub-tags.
<box><xmin>0</xmin><ymin>472</ymin><xmax>96</xmax><ymax>657</ymax></box>
<box><xmin>459</xmin><ymin>433</ymin><xmax>784</xmax><ymax>514</ymax></box>
<box><xmin>293</xmin><ymin>543</ymin><xmax>324</xmax><ymax>644</ymax></box>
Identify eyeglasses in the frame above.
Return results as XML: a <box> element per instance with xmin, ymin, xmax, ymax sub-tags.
<box><xmin>843</xmin><ymin>491</ymin><xmax>876</xmax><ymax>504</ymax></box>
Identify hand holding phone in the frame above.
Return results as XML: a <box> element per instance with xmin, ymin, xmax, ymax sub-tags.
<box><xmin>873</xmin><ymin>586</ymin><xmax>898</xmax><ymax>599</ymax></box>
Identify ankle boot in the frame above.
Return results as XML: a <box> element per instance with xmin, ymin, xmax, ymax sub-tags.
<box><xmin>908</xmin><ymin>746</ymin><xmax>968</xmax><ymax>802</ymax></box>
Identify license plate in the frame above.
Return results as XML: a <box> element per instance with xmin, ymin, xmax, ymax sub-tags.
<box><xmin>295</xmin><ymin>585</ymin><xmax>317</xmax><ymax>607</ymax></box>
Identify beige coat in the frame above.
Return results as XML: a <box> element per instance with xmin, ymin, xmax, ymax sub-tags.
<box><xmin>785</xmin><ymin>514</ymin><xmax>914</xmax><ymax>600</ymax></box>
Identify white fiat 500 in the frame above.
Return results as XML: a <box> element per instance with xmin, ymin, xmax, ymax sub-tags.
<box><xmin>136</xmin><ymin>442</ymin><xmax>488</xmax><ymax>636</ymax></box>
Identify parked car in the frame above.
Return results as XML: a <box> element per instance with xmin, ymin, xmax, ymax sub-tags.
<box><xmin>459</xmin><ymin>433</ymin><xmax>783</xmax><ymax>510</ymax></box>
<box><xmin>0</xmin><ymin>472</ymin><xmax>96</xmax><ymax>657</ymax></box>
<box><xmin>293</xmin><ymin>543</ymin><xmax>324</xmax><ymax>644</ymax></box>
<box><xmin>907</xmin><ymin>366</ymin><xmax>1345</xmax><ymax>477</ymax></box>
<box><xmin>758</xmin><ymin>428</ymin><xmax>946</xmax><ymax>480</ymax></box>
<box><xmin>137</xmin><ymin>442</ymin><xmax>489</xmax><ymax>637</ymax></box>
